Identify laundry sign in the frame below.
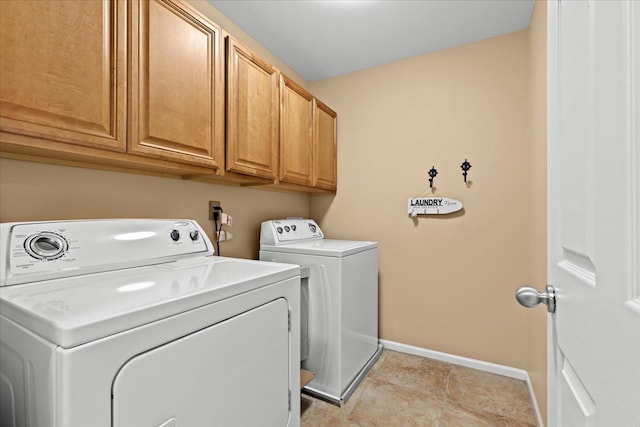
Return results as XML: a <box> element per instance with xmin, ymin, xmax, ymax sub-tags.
<box><xmin>408</xmin><ymin>197</ymin><xmax>463</xmax><ymax>216</ymax></box>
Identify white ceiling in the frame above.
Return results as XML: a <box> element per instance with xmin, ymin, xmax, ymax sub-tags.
<box><xmin>209</xmin><ymin>0</ymin><xmax>535</xmax><ymax>82</ymax></box>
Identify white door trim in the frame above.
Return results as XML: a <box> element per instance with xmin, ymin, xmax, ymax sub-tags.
<box><xmin>546</xmin><ymin>1</ymin><xmax>559</xmax><ymax>425</ymax></box>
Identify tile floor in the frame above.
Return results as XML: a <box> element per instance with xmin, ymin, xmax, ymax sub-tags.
<box><xmin>300</xmin><ymin>350</ymin><xmax>538</xmax><ymax>427</ymax></box>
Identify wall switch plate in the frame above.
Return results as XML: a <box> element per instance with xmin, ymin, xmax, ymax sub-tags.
<box><xmin>209</xmin><ymin>200</ymin><xmax>221</xmax><ymax>220</ymax></box>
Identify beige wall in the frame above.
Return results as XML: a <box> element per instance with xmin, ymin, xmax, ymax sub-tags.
<box><xmin>527</xmin><ymin>0</ymin><xmax>548</xmax><ymax>422</ymax></box>
<box><xmin>0</xmin><ymin>159</ymin><xmax>308</xmax><ymax>259</ymax></box>
<box><xmin>0</xmin><ymin>1</ymin><xmax>310</xmax><ymax>260</ymax></box>
<box><xmin>309</xmin><ymin>30</ymin><xmax>532</xmax><ymax>368</ymax></box>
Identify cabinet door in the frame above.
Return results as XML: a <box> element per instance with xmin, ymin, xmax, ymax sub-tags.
<box><xmin>129</xmin><ymin>0</ymin><xmax>224</xmax><ymax>169</ymax></box>
<box><xmin>226</xmin><ymin>37</ymin><xmax>279</xmax><ymax>180</ymax></box>
<box><xmin>0</xmin><ymin>0</ymin><xmax>126</xmax><ymax>151</ymax></box>
<box><xmin>279</xmin><ymin>75</ymin><xmax>313</xmax><ymax>186</ymax></box>
<box><xmin>313</xmin><ymin>100</ymin><xmax>337</xmax><ymax>191</ymax></box>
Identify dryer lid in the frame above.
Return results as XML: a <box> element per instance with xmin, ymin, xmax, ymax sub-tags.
<box><xmin>260</xmin><ymin>239</ymin><xmax>377</xmax><ymax>257</ymax></box>
<box><xmin>0</xmin><ymin>257</ymin><xmax>298</xmax><ymax>348</ymax></box>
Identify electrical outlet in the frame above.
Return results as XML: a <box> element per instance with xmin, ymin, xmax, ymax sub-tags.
<box><xmin>209</xmin><ymin>200</ymin><xmax>221</xmax><ymax>220</ymax></box>
<box><xmin>216</xmin><ymin>230</ymin><xmax>234</xmax><ymax>242</ymax></box>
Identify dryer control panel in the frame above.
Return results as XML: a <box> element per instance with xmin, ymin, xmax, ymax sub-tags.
<box><xmin>0</xmin><ymin>219</ymin><xmax>213</xmax><ymax>287</ymax></box>
<box><xmin>259</xmin><ymin>219</ymin><xmax>323</xmax><ymax>245</ymax></box>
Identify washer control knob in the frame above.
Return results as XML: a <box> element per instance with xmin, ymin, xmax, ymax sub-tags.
<box><xmin>277</xmin><ymin>227</ymin><xmax>283</xmax><ymax>234</ymax></box>
<box><xmin>291</xmin><ymin>225</ymin><xmax>297</xmax><ymax>231</ymax></box>
<box><xmin>309</xmin><ymin>223</ymin><xmax>317</xmax><ymax>233</ymax></box>
<box><xmin>25</xmin><ymin>232</ymin><xmax>68</xmax><ymax>260</ymax></box>
<box><xmin>170</xmin><ymin>229</ymin><xmax>180</xmax><ymax>241</ymax></box>
<box><xmin>284</xmin><ymin>226</ymin><xmax>291</xmax><ymax>232</ymax></box>
<box><xmin>189</xmin><ymin>230</ymin><xmax>199</xmax><ymax>241</ymax></box>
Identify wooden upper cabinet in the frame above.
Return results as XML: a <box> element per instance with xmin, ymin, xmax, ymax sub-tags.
<box><xmin>0</xmin><ymin>0</ymin><xmax>126</xmax><ymax>151</ymax></box>
<box><xmin>279</xmin><ymin>75</ymin><xmax>313</xmax><ymax>186</ymax></box>
<box><xmin>0</xmin><ymin>0</ymin><xmax>337</xmax><ymax>192</ymax></box>
<box><xmin>313</xmin><ymin>100</ymin><xmax>337</xmax><ymax>191</ymax></box>
<box><xmin>226</xmin><ymin>37</ymin><xmax>279</xmax><ymax>180</ymax></box>
<box><xmin>129</xmin><ymin>0</ymin><xmax>224</xmax><ymax>168</ymax></box>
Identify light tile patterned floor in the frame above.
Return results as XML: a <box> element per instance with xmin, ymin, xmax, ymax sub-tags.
<box><xmin>301</xmin><ymin>350</ymin><xmax>538</xmax><ymax>427</ymax></box>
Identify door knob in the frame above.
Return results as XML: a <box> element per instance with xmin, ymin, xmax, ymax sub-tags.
<box><xmin>515</xmin><ymin>285</ymin><xmax>556</xmax><ymax>313</ymax></box>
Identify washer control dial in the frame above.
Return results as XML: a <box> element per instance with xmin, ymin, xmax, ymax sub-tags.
<box><xmin>170</xmin><ymin>230</ymin><xmax>180</xmax><ymax>241</ymax></box>
<box><xmin>24</xmin><ymin>232</ymin><xmax>68</xmax><ymax>260</ymax></box>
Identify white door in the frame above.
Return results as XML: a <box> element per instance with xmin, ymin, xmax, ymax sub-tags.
<box><xmin>547</xmin><ymin>0</ymin><xmax>640</xmax><ymax>426</ymax></box>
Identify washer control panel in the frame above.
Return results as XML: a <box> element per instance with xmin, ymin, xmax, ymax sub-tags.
<box><xmin>0</xmin><ymin>219</ymin><xmax>213</xmax><ymax>287</ymax></box>
<box><xmin>259</xmin><ymin>219</ymin><xmax>323</xmax><ymax>246</ymax></box>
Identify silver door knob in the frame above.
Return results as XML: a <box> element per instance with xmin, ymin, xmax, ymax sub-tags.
<box><xmin>515</xmin><ymin>285</ymin><xmax>556</xmax><ymax>313</ymax></box>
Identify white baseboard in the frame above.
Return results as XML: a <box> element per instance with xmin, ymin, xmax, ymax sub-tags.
<box><xmin>379</xmin><ymin>339</ymin><xmax>527</xmax><ymax>379</ymax></box>
<box><xmin>379</xmin><ymin>339</ymin><xmax>544</xmax><ymax>427</ymax></box>
<box><xmin>524</xmin><ymin>371</ymin><xmax>545</xmax><ymax>427</ymax></box>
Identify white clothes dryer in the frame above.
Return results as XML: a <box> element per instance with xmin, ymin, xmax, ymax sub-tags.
<box><xmin>259</xmin><ymin>219</ymin><xmax>382</xmax><ymax>406</ymax></box>
<box><xmin>0</xmin><ymin>219</ymin><xmax>300</xmax><ymax>427</ymax></box>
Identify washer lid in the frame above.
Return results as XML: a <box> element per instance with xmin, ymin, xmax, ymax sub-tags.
<box><xmin>0</xmin><ymin>257</ymin><xmax>298</xmax><ymax>348</ymax></box>
<box><xmin>260</xmin><ymin>239</ymin><xmax>377</xmax><ymax>257</ymax></box>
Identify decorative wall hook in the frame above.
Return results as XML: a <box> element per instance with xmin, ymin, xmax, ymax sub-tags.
<box><xmin>428</xmin><ymin>166</ymin><xmax>438</xmax><ymax>188</ymax></box>
<box><xmin>460</xmin><ymin>159</ymin><xmax>472</xmax><ymax>183</ymax></box>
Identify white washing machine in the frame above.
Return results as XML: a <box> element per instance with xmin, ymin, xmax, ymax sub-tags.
<box><xmin>259</xmin><ymin>219</ymin><xmax>382</xmax><ymax>406</ymax></box>
<box><xmin>0</xmin><ymin>219</ymin><xmax>300</xmax><ymax>427</ymax></box>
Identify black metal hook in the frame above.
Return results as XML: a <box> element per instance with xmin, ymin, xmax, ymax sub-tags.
<box><xmin>428</xmin><ymin>166</ymin><xmax>438</xmax><ymax>188</ymax></box>
<box><xmin>461</xmin><ymin>159</ymin><xmax>472</xmax><ymax>183</ymax></box>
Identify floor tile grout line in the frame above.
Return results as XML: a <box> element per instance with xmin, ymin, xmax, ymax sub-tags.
<box><xmin>441</xmin><ymin>364</ymin><xmax>537</xmax><ymax>424</ymax></box>
<box><xmin>342</xmin><ymin>376</ymin><xmax>372</xmax><ymax>420</ymax></box>
<box><xmin>437</xmin><ymin>366</ymin><xmax>453</xmax><ymax>427</ymax></box>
